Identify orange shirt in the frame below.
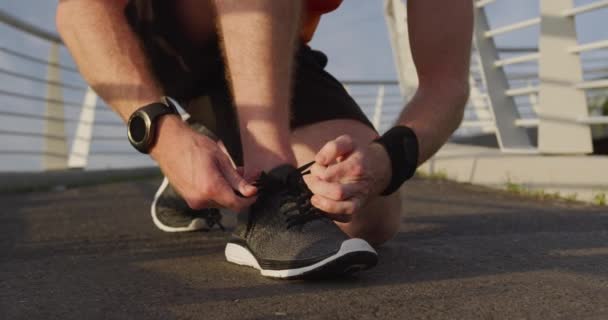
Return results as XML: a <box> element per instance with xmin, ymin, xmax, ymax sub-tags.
<box><xmin>301</xmin><ymin>0</ymin><xmax>343</xmax><ymax>42</ymax></box>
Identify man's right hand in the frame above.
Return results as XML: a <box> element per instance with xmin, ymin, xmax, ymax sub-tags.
<box><xmin>150</xmin><ymin>116</ymin><xmax>257</xmax><ymax>213</ymax></box>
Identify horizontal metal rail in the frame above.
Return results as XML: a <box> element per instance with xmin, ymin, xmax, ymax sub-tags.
<box><xmin>0</xmin><ymin>129</ymin><xmax>125</xmax><ymax>144</ymax></box>
<box><xmin>576</xmin><ymin>79</ymin><xmax>608</xmax><ymax>90</ymax></box>
<box><xmin>89</xmin><ymin>151</ymin><xmax>141</xmax><ymax>156</ymax></box>
<box><xmin>0</xmin><ymin>110</ymin><xmax>122</xmax><ymax>127</ymax></box>
<box><xmin>459</xmin><ymin>120</ymin><xmax>496</xmax><ymax>128</ymax></box>
<box><xmin>505</xmin><ymin>86</ymin><xmax>539</xmax><ymax>97</ymax></box>
<box><xmin>0</xmin><ymin>67</ymin><xmax>87</xmax><ymax>92</ymax></box>
<box><xmin>578</xmin><ymin>116</ymin><xmax>608</xmax><ymax>124</ymax></box>
<box><xmin>515</xmin><ymin>116</ymin><xmax>608</xmax><ymax>127</ymax></box>
<box><xmin>568</xmin><ymin>39</ymin><xmax>608</xmax><ymax>54</ymax></box>
<box><xmin>494</xmin><ymin>53</ymin><xmax>540</xmax><ymax>67</ymax></box>
<box><xmin>0</xmin><ymin>89</ymin><xmax>110</xmax><ymax>112</ymax></box>
<box><xmin>514</xmin><ymin>118</ymin><xmax>540</xmax><ymax>128</ymax></box>
<box><xmin>0</xmin><ymin>47</ymin><xmax>80</xmax><ymax>73</ymax></box>
<box><xmin>507</xmin><ymin>66</ymin><xmax>608</xmax><ymax>81</ymax></box>
<box><xmin>562</xmin><ymin>0</ymin><xmax>608</xmax><ymax>17</ymax></box>
<box><xmin>0</xmin><ymin>129</ymin><xmax>66</xmax><ymax>141</ymax></box>
<box><xmin>0</xmin><ymin>150</ymin><xmax>67</xmax><ymax>157</ymax></box>
<box><xmin>496</xmin><ymin>46</ymin><xmax>539</xmax><ymax>53</ymax></box>
<box><xmin>342</xmin><ymin>80</ymin><xmax>400</xmax><ymax>85</ymax></box>
<box><xmin>0</xmin><ymin>9</ymin><xmax>62</xmax><ymax>43</ymax></box>
<box><xmin>484</xmin><ymin>18</ymin><xmax>541</xmax><ymax>38</ymax></box>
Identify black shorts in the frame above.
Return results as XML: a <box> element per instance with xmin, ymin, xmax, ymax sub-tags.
<box><xmin>125</xmin><ymin>0</ymin><xmax>374</xmax><ymax>165</ymax></box>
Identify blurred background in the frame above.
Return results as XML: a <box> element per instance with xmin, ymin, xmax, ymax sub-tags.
<box><xmin>0</xmin><ymin>0</ymin><xmax>607</xmax><ymax>179</ymax></box>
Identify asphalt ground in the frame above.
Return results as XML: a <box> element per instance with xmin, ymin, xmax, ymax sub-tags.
<box><xmin>1</xmin><ymin>177</ymin><xmax>608</xmax><ymax>319</ymax></box>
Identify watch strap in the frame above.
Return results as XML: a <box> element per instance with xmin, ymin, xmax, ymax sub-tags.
<box><xmin>128</xmin><ymin>98</ymin><xmax>179</xmax><ymax>154</ymax></box>
<box><xmin>140</xmin><ymin>102</ymin><xmax>177</xmax><ymax>122</ymax></box>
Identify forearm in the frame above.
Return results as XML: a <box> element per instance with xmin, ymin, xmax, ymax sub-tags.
<box><xmin>398</xmin><ymin>0</ymin><xmax>473</xmax><ymax>165</ymax></box>
<box><xmin>56</xmin><ymin>0</ymin><xmax>162</xmax><ymax>122</ymax></box>
<box><xmin>398</xmin><ymin>84</ymin><xmax>468</xmax><ymax>164</ymax></box>
<box><xmin>214</xmin><ymin>0</ymin><xmax>302</xmax><ymax>170</ymax></box>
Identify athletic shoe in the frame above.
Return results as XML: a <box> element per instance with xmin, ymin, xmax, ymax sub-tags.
<box><xmin>150</xmin><ymin>120</ymin><xmax>224</xmax><ymax>232</ymax></box>
<box><xmin>151</xmin><ymin>177</ymin><xmax>224</xmax><ymax>232</ymax></box>
<box><xmin>225</xmin><ymin>162</ymin><xmax>378</xmax><ymax>279</ymax></box>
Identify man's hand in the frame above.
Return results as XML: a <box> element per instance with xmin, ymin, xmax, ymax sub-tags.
<box><xmin>307</xmin><ymin>135</ymin><xmax>392</xmax><ymax>221</ymax></box>
<box><xmin>150</xmin><ymin>116</ymin><xmax>257</xmax><ymax>213</ymax></box>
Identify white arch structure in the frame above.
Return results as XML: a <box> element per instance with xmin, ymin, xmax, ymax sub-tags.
<box><xmin>385</xmin><ymin>0</ymin><xmax>608</xmax><ymax>203</ymax></box>
<box><xmin>385</xmin><ymin>0</ymin><xmax>608</xmax><ymax>154</ymax></box>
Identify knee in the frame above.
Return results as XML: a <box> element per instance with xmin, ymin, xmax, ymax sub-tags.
<box><xmin>361</xmin><ymin>211</ymin><xmax>401</xmax><ymax>246</ymax></box>
<box><xmin>338</xmin><ymin>193</ymin><xmax>402</xmax><ymax>246</ymax></box>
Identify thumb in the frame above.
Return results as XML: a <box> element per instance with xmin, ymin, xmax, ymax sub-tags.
<box><xmin>218</xmin><ymin>158</ymin><xmax>257</xmax><ymax>197</ymax></box>
<box><xmin>315</xmin><ymin>135</ymin><xmax>355</xmax><ymax>166</ymax></box>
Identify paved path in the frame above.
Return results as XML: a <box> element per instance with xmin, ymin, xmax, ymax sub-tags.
<box><xmin>2</xmin><ymin>178</ymin><xmax>608</xmax><ymax>319</ymax></box>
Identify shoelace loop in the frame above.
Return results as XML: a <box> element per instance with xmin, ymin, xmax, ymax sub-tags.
<box><xmin>253</xmin><ymin>161</ymin><xmax>323</xmax><ymax>229</ymax></box>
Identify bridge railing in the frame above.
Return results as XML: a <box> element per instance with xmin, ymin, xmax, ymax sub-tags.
<box><xmin>385</xmin><ymin>0</ymin><xmax>608</xmax><ymax>154</ymax></box>
<box><xmin>0</xmin><ymin>9</ymin><xmax>403</xmax><ymax>172</ymax></box>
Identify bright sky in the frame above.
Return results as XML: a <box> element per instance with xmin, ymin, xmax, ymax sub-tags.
<box><xmin>0</xmin><ymin>1</ymin><xmax>606</xmax><ymax>171</ymax></box>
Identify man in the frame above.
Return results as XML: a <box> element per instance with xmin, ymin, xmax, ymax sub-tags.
<box><xmin>56</xmin><ymin>0</ymin><xmax>472</xmax><ymax>278</ymax></box>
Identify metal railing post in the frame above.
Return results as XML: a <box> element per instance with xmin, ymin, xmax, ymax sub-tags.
<box><xmin>68</xmin><ymin>87</ymin><xmax>98</xmax><ymax>169</ymax></box>
<box><xmin>384</xmin><ymin>0</ymin><xmax>418</xmax><ymax>100</ymax></box>
<box><xmin>468</xmin><ymin>74</ymin><xmax>495</xmax><ymax>133</ymax></box>
<box><xmin>537</xmin><ymin>0</ymin><xmax>593</xmax><ymax>154</ymax></box>
<box><xmin>43</xmin><ymin>43</ymin><xmax>69</xmax><ymax>170</ymax></box>
<box><xmin>372</xmin><ymin>85</ymin><xmax>385</xmax><ymax>131</ymax></box>
<box><xmin>473</xmin><ymin>5</ymin><xmax>535</xmax><ymax>152</ymax></box>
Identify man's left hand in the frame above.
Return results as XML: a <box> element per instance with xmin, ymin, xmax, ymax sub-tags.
<box><xmin>307</xmin><ymin>135</ymin><xmax>392</xmax><ymax>221</ymax></box>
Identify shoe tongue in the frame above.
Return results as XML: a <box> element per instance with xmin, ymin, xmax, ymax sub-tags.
<box><xmin>266</xmin><ymin>164</ymin><xmax>300</xmax><ymax>186</ymax></box>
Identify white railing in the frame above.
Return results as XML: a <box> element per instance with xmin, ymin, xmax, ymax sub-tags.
<box><xmin>4</xmin><ymin>0</ymin><xmax>607</xmax><ymax>173</ymax></box>
<box><xmin>0</xmin><ymin>9</ymin><xmax>148</xmax><ymax>171</ymax></box>
<box><xmin>0</xmin><ymin>9</ymin><xmax>403</xmax><ymax>172</ymax></box>
<box><xmin>385</xmin><ymin>0</ymin><xmax>608</xmax><ymax>154</ymax></box>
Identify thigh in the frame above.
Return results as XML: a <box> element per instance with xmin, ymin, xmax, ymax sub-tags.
<box><xmin>290</xmin><ymin>46</ymin><xmax>375</xmax><ymax>131</ymax></box>
<box><xmin>125</xmin><ymin>0</ymin><xmax>224</xmax><ymax>101</ymax></box>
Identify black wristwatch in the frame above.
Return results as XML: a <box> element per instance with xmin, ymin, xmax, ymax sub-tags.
<box><xmin>127</xmin><ymin>96</ymin><xmax>179</xmax><ymax>154</ymax></box>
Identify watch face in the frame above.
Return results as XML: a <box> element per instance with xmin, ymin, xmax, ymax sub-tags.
<box><xmin>129</xmin><ymin>115</ymin><xmax>147</xmax><ymax>143</ymax></box>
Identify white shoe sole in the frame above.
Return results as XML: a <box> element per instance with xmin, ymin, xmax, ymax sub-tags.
<box><xmin>225</xmin><ymin>238</ymin><xmax>377</xmax><ymax>279</ymax></box>
<box><xmin>151</xmin><ymin>178</ymin><xmax>208</xmax><ymax>232</ymax></box>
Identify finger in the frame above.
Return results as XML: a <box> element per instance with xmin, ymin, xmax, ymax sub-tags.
<box><xmin>235</xmin><ymin>166</ymin><xmax>245</xmax><ymax>176</ymax></box>
<box><xmin>322</xmin><ymin>157</ymin><xmax>364</xmax><ymax>183</ymax></box>
<box><xmin>309</xmin><ymin>162</ymin><xmax>328</xmax><ymax>180</ymax></box>
<box><xmin>310</xmin><ymin>194</ymin><xmax>360</xmax><ymax>218</ymax></box>
<box><xmin>218</xmin><ymin>156</ymin><xmax>257</xmax><ymax>197</ymax></box>
<box><xmin>184</xmin><ymin>170</ymin><xmax>245</xmax><ymax>211</ymax></box>
<box><xmin>211</xmin><ymin>172</ymin><xmax>256</xmax><ymax>213</ymax></box>
<box><xmin>315</xmin><ymin>135</ymin><xmax>355</xmax><ymax>166</ymax></box>
<box><xmin>218</xmin><ymin>188</ymin><xmax>256</xmax><ymax>213</ymax></box>
<box><xmin>306</xmin><ymin>175</ymin><xmax>362</xmax><ymax>201</ymax></box>
<box><xmin>217</xmin><ymin>140</ymin><xmax>233</xmax><ymax>162</ymax></box>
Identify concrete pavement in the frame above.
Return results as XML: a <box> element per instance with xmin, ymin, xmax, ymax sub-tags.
<box><xmin>1</xmin><ymin>177</ymin><xmax>608</xmax><ymax>319</ymax></box>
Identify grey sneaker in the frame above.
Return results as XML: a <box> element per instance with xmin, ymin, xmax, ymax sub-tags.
<box><xmin>224</xmin><ymin>162</ymin><xmax>377</xmax><ymax>279</ymax></box>
<box><xmin>151</xmin><ymin>177</ymin><xmax>224</xmax><ymax>232</ymax></box>
<box><xmin>150</xmin><ymin>120</ymin><xmax>224</xmax><ymax>232</ymax></box>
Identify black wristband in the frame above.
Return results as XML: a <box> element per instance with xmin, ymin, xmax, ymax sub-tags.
<box><xmin>373</xmin><ymin>125</ymin><xmax>419</xmax><ymax>196</ymax></box>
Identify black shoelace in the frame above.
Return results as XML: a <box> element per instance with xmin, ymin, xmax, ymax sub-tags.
<box><xmin>253</xmin><ymin>161</ymin><xmax>324</xmax><ymax>229</ymax></box>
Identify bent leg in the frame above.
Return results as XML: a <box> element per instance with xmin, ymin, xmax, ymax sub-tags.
<box><xmin>291</xmin><ymin>119</ymin><xmax>402</xmax><ymax>246</ymax></box>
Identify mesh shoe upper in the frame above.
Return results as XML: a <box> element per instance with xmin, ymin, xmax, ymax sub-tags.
<box><xmin>232</xmin><ymin>163</ymin><xmax>350</xmax><ymax>270</ymax></box>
